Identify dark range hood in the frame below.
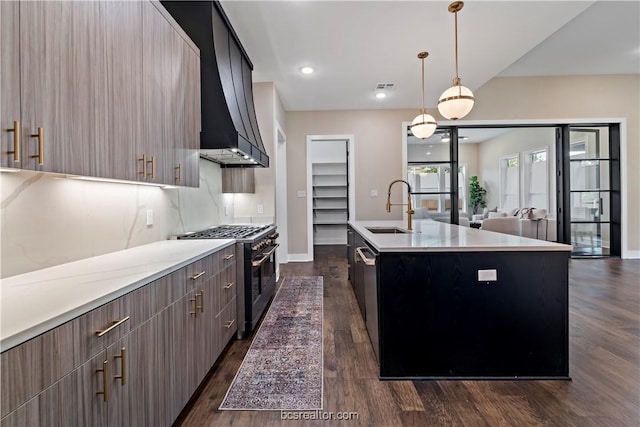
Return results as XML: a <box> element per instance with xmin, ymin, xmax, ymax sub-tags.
<box><xmin>161</xmin><ymin>1</ymin><xmax>269</xmax><ymax>167</ymax></box>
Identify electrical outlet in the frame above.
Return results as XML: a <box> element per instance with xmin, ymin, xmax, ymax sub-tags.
<box><xmin>146</xmin><ymin>210</ymin><xmax>154</xmax><ymax>226</ymax></box>
<box><xmin>370</xmin><ymin>189</ymin><xmax>378</xmax><ymax>198</ymax></box>
<box><xmin>478</xmin><ymin>269</ymin><xmax>497</xmax><ymax>282</ymax></box>
<box><xmin>257</xmin><ymin>204</ymin><xmax>264</xmax><ymax>214</ymax></box>
<box><xmin>225</xmin><ymin>205</ymin><xmax>230</xmax><ymax>216</ymax></box>
<box><xmin>297</xmin><ymin>191</ymin><xmax>306</xmax><ymax>198</ymax></box>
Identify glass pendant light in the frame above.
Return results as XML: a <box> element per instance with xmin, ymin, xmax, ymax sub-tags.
<box><xmin>438</xmin><ymin>1</ymin><xmax>475</xmax><ymax>120</ymax></box>
<box><xmin>410</xmin><ymin>52</ymin><xmax>437</xmax><ymax>139</ymax></box>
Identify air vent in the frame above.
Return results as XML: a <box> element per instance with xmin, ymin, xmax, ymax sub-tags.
<box><xmin>375</xmin><ymin>83</ymin><xmax>395</xmax><ymax>90</ymax></box>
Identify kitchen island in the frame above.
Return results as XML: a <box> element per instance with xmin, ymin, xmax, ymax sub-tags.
<box><xmin>349</xmin><ymin>219</ymin><xmax>572</xmax><ymax>380</ymax></box>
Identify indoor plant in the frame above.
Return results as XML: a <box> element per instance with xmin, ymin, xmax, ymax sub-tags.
<box><xmin>469</xmin><ymin>175</ymin><xmax>487</xmax><ymax>215</ymax></box>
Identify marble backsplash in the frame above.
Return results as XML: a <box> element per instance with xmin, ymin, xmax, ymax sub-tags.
<box><xmin>1</xmin><ymin>160</ymin><xmax>230</xmax><ymax>278</ymax></box>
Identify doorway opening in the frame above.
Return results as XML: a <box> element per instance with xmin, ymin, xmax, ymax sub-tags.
<box><xmin>306</xmin><ymin>135</ymin><xmax>355</xmax><ymax>260</ymax></box>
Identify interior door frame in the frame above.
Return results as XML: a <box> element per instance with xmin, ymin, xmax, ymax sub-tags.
<box><xmin>305</xmin><ymin>134</ymin><xmax>355</xmax><ymax>261</ymax></box>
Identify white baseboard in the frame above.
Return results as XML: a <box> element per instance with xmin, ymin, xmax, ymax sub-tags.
<box><xmin>623</xmin><ymin>249</ymin><xmax>640</xmax><ymax>259</ymax></box>
<box><xmin>288</xmin><ymin>253</ymin><xmax>313</xmax><ymax>262</ymax></box>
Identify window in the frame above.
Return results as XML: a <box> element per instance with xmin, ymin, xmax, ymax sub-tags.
<box><xmin>407</xmin><ymin>164</ymin><xmax>466</xmax><ymax>216</ymax></box>
<box><xmin>500</xmin><ymin>155</ymin><xmax>519</xmax><ymax>209</ymax></box>
<box><xmin>525</xmin><ymin>148</ymin><xmax>548</xmax><ymax>210</ymax></box>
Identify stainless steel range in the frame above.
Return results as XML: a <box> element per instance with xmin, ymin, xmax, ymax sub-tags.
<box><xmin>175</xmin><ymin>224</ymin><xmax>278</xmax><ymax>338</ymax></box>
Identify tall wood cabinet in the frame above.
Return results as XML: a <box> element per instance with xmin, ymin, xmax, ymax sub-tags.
<box><xmin>0</xmin><ymin>245</ymin><xmax>237</xmax><ymax>427</ymax></box>
<box><xmin>0</xmin><ymin>0</ymin><xmax>200</xmax><ymax>187</ymax></box>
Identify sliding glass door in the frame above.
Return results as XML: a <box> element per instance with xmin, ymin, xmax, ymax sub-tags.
<box><xmin>568</xmin><ymin>127</ymin><xmax>614</xmax><ymax>256</ymax></box>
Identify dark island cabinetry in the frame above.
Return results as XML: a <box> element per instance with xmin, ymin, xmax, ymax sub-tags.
<box><xmin>350</xmin><ymin>226</ymin><xmax>570</xmax><ymax>380</ymax></box>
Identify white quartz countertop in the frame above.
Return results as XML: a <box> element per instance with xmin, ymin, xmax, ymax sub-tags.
<box><xmin>350</xmin><ymin>219</ymin><xmax>572</xmax><ymax>253</ymax></box>
<box><xmin>0</xmin><ymin>239</ymin><xmax>234</xmax><ymax>352</ymax></box>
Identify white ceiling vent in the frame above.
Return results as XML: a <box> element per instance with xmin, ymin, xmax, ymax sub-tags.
<box><xmin>375</xmin><ymin>83</ymin><xmax>395</xmax><ymax>90</ymax></box>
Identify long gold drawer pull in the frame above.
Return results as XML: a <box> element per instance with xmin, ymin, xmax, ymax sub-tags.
<box><xmin>189</xmin><ymin>295</ymin><xmax>199</xmax><ymax>318</ymax></box>
<box><xmin>114</xmin><ymin>347</ymin><xmax>127</xmax><ymax>386</ymax></box>
<box><xmin>190</xmin><ymin>271</ymin><xmax>205</xmax><ymax>280</ymax></box>
<box><xmin>197</xmin><ymin>290</ymin><xmax>204</xmax><ymax>313</ymax></box>
<box><xmin>224</xmin><ymin>319</ymin><xmax>235</xmax><ymax>329</ymax></box>
<box><xmin>251</xmin><ymin>244</ymin><xmax>280</xmax><ymax>267</ymax></box>
<box><xmin>175</xmin><ymin>163</ymin><xmax>181</xmax><ymax>183</ymax></box>
<box><xmin>356</xmin><ymin>247</ymin><xmax>376</xmax><ymax>266</ymax></box>
<box><xmin>7</xmin><ymin>120</ymin><xmax>20</xmax><ymax>162</ymax></box>
<box><xmin>147</xmin><ymin>156</ymin><xmax>155</xmax><ymax>179</ymax></box>
<box><xmin>96</xmin><ymin>360</ymin><xmax>109</xmax><ymax>402</ymax></box>
<box><xmin>30</xmin><ymin>127</ymin><xmax>43</xmax><ymax>165</ymax></box>
<box><xmin>224</xmin><ymin>282</ymin><xmax>234</xmax><ymax>289</ymax></box>
<box><xmin>138</xmin><ymin>154</ymin><xmax>147</xmax><ymax>178</ymax></box>
<box><xmin>95</xmin><ymin>316</ymin><xmax>130</xmax><ymax>337</ymax></box>
<box><xmin>223</xmin><ymin>254</ymin><xmax>234</xmax><ymax>261</ymax></box>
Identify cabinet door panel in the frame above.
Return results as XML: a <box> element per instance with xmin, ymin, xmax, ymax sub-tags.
<box><xmin>93</xmin><ymin>0</ymin><xmax>142</xmax><ymax>181</ymax></box>
<box><xmin>20</xmin><ymin>1</ymin><xmax>93</xmax><ymax>174</ymax></box>
<box><xmin>75</xmin><ymin>351</ymin><xmax>108</xmax><ymax>427</ymax></box>
<box><xmin>0</xmin><ymin>1</ymin><xmax>21</xmax><ymax>169</ymax></box>
<box><xmin>0</xmin><ymin>395</ymin><xmax>39</xmax><ymax>427</ymax></box>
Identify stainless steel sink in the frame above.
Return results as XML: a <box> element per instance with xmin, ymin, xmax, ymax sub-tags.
<box><xmin>365</xmin><ymin>226</ymin><xmax>410</xmax><ymax>234</ymax></box>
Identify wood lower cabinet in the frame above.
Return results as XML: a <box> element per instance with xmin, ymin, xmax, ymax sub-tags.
<box><xmin>0</xmin><ymin>245</ymin><xmax>237</xmax><ymax>426</ymax></box>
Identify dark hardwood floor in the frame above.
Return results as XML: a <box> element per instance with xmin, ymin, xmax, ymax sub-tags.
<box><xmin>177</xmin><ymin>246</ymin><xmax>640</xmax><ymax>426</ymax></box>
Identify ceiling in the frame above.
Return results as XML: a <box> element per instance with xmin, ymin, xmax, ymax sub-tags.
<box><xmin>219</xmin><ymin>0</ymin><xmax>640</xmax><ymax>112</ymax></box>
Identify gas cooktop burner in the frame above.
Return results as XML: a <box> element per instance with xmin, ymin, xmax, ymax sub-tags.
<box><xmin>180</xmin><ymin>224</ymin><xmax>271</xmax><ymax>240</ymax></box>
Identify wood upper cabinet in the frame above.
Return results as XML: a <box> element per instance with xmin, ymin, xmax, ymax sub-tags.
<box><xmin>141</xmin><ymin>1</ymin><xmax>201</xmax><ymax>186</ymax></box>
<box><xmin>0</xmin><ymin>1</ymin><xmax>199</xmax><ymax>186</ymax></box>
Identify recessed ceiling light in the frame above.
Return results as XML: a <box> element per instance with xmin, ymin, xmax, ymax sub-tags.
<box><xmin>375</xmin><ymin>92</ymin><xmax>386</xmax><ymax>99</ymax></box>
<box><xmin>301</xmin><ymin>66</ymin><xmax>314</xmax><ymax>75</ymax></box>
<box><xmin>441</xmin><ymin>137</ymin><xmax>451</xmax><ymax>143</ymax></box>
<box><xmin>426</xmin><ymin>152</ymin><xmax>432</xmax><ymax>155</ymax></box>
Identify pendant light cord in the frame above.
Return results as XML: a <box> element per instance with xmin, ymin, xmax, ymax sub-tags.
<box><xmin>421</xmin><ymin>56</ymin><xmax>425</xmax><ymax>113</ymax></box>
<box><xmin>454</xmin><ymin>10</ymin><xmax>459</xmax><ymax>82</ymax></box>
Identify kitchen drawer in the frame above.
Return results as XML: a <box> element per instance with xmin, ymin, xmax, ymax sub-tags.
<box><xmin>1</xmin><ymin>321</ymin><xmax>74</xmax><ymax>418</ymax></box>
<box><xmin>72</xmin><ymin>298</ymin><xmax>127</xmax><ymax>364</ymax></box>
<box><xmin>185</xmin><ymin>253</ymin><xmax>215</xmax><ymax>292</ymax></box>
<box><xmin>215</xmin><ymin>246</ymin><xmax>236</xmax><ymax>272</ymax></box>
<box><xmin>151</xmin><ymin>268</ymin><xmax>187</xmax><ymax>313</ymax></box>
<box><xmin>215</xmin><ymin>296</ymin><xmax>237</xmax><ymax>356</ymax></box>
<box><xmin>214</xmin><ymin>265</ymin><xmax>237</xmax><ymax>314</ymax></box>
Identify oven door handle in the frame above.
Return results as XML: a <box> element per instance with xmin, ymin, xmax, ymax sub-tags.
<box><xmin>252</xmin><ymin>244</ymin><xmax>280</xmax><ymax>268</ymax></box>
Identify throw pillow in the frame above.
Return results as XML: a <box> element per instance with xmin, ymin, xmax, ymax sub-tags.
<box><xmin>484</xmin><ymin>207</ymin><xmax>497</xmax><ymax>219</ymax></box>
<box><xmin>488</xmin><ymin>211</ymin><xmax>508</xmax><ymax>219</ymax></box>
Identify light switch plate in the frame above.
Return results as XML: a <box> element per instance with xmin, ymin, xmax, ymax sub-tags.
<box><xmin>478</xmin><ymin>269</ymin><xmax>497</xmax><ymax>281</ymax></box>
<box><xmin>257</xmin><ymin>204</ymin><xmax>264</xmax><ymax>214</ymax></box>
<box><xmin>297</xmin><ymin>190</ymin><xmax>306</xmax><ymax>198</ymax></box>
<box><xmin>146</xmin><ymin>210</ymin><xmax>154</xmax><ymax>226</ymax></box>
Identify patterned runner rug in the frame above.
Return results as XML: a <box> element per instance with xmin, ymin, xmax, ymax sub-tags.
<box><xmin>219</xmin><ymin>276</ymin><xmax>324</xmax><ymax>411</ymax></box>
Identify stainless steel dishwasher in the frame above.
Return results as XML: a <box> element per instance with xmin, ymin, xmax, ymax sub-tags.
<box><xmin>356</xmin><ymin>242</ymin><xmax>379</xmax><ymax>362</ymax></box>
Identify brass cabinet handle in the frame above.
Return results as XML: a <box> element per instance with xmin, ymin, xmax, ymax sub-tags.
<box><xmin>96</xmin><ymin>360</ymin><xmax>109</xmax><ymax>402</ymax></box>
<box><xmin>95</xmin><ymin>316</ymin><xmax>130</xmax><ymax>337</ymax></box>
<box><xmin>224</xmin><ymin>319</ymin><xmax>235</xmax><ymax>329</ymax></box>
<box><xmin>224</xmin><ymin>282</ymin><xmax>234</xmax><ymax>289</ymax></box>
<box><xmin>7</xmin><ymin>120</ymin><xmax>20</xmax><ymax>162</ymax></box>
<box><xmin>197</xmin><ymin>290</ymin><xmax>204</xmax><ymax>313</ymax></box>
<box><xmin>190</xmin><ymin>271</ymin><xmax>205</xmax><ymax>280</ymax></box>
<box><xmin>30</xmin><ymin>127</ymin><xmax>43</xmax><ymax>165</ymax></box>
<box><xmin>175</xmin><ymin>163</ymin><xmax>181</xmax><ymax>184</ymax></box>
<box><xmin>223</xmin><ymin>254</ymin><xmax>234</xmax><ymax>261</ymax></box>
<box><xmin>189</xmin><ymin>295</ymin><xmax>199</xmax><ymax>318</ymax></box>
<box><xmin>138</xmin><ymin>154</ymin><xmax>147</xmax><ymax>178</ymax></box>
<box><xmin>114</xmin><ymin>347</ymin><xmax>126</xmax><ymax>386</ymax></box>
<box><xmin>146</xmin><ymin>156</ymin><xmax>155</xmax><ymax>179</ymax></box>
